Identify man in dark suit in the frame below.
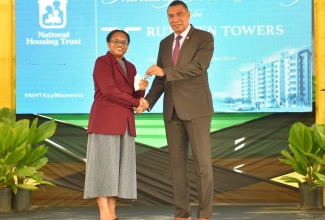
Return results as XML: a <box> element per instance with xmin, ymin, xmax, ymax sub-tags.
<box><xmin>143</xmin><ymin>1</ymin><xmax>214</xmax><ymax>220</ymax></box>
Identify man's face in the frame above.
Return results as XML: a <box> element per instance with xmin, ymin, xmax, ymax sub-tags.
<box><xmin>167</xmin><ymin>5</ymin><xmax>190</xmax><ymax>35</ymax></box>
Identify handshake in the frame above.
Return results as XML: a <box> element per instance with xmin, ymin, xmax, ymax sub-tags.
<box><xmin>133</xmin><ymin>97</ymin><xmax>149</xmax><ymax>114</ymax></box>
<box><xmin>132</xmin><ymin>64</ymin><xmax>164</xmax><ymax>114</ymax></box>
<box><xmin>132</xmin><ymin>74</ymin><xmax>149</xmax><ymax>114</ymax></box>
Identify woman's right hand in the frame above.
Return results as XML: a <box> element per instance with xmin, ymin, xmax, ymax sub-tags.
<box><xmin>133</xmin><ymin>98</ymin><xmax>148</xmax><ymax>114</ymax></box>
<box><xmin>139</xmin><ymin>79</ymin><xmax>149</xmax><ymax>90</ymax></box>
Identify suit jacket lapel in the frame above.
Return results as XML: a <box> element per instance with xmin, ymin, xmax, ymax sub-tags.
<box><xmin>179</xmin><ymin>26</ymin><xmax>194</xmax><ymax>58</ymax></box>
<box><xmin>166</xmin><ymin>35</ymin><xmax>174</xmax><ymax>67</ymax></box>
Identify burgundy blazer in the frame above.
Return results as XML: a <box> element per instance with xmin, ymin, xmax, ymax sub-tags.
<box><xmin>87</xmin><ymin>52</ymin><xmax>144</xmax><ymax>136</ymax></box>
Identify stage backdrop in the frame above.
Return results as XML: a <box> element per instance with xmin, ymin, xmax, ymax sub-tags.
<box><xmin>15</xmin><ymin>0</ymin><xmax>313</xmax><ymax>114</ymax></box>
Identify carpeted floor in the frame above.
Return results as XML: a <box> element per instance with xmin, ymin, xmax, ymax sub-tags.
<box><xmin>1</xmin><ymin>204</ymin><xmax>325</xmax><ymax>220</ymax></box>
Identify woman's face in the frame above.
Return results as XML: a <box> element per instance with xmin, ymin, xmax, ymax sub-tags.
<box><xmin>107</xmin><ymin>32</ymin><xmax>129</xmax><ymax>60</ymax></box>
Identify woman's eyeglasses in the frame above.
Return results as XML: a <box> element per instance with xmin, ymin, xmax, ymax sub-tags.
<box><xmin>110</xmin><ymin>39</ymin><xmax>129</xmax><ymax>46</ymax></box>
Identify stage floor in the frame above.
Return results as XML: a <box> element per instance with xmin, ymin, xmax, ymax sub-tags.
<box><xmin>1</xmin><ymin>204</ymin><xmax>325</xmax><ymax>220</ymax></box>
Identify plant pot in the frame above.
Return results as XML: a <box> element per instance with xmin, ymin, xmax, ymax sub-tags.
<box><xmin>0</xmin><ymin>187</ymin><xmax>12</xmax><ymax>212</ymax></box>
<box><xmin>11</xmin><ymin>188</ymin><xmax>32</xmax><ymax>211</ymax></box>
<box><xmin>299</xmin><ymin>183</ymin><xmax>323</xmax><ymax>209</ymax></box>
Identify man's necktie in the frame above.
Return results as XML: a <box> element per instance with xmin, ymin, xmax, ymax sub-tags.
<box><xmin>172</xmin><ymin>35</ymin><xmax>182</xmax><ymax>66</ymax></box>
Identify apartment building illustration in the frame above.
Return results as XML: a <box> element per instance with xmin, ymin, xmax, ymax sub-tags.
<box><xmin>240</xmin><ymin>46</ymin><xmax>312</xmax><ymax>109</ymax></box>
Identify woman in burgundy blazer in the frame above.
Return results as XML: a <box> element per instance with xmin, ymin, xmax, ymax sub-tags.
<box><xmin>84</xmin><ymin>30</ymin><xmax>147</xmax><ymax>220</ymax></box>
<box><xmin>87</xmin><ymin>43</ymin><xmax>145</xmax><ymax>136</ymax></box>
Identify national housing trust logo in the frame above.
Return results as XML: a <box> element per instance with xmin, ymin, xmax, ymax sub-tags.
<box><xmin>38</xmin><ymin>0</ymin><xmax>68</xmax><ymax>29</ymax></box>
<box><xmin>24</xmin><ymin>0</ymin><xmax>81</xmax><ymax>46</ymax></box>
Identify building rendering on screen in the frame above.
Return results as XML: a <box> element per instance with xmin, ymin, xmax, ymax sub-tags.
<box><xmin>240</xmin><ymin>46</ymin><xmax>312</xmax><ymax>109</ymax></box>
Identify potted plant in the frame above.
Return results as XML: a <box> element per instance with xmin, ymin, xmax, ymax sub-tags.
<box><xmin>0</xmin><ymin>108</ymin><xmax>33</xmax><ymax>212</ymax></box>
<box><xmin>278</xmin><ymin>122</ymin><xmax>325</xmax><ymax>209</ymax></box>
<box><xmin>0</xmin><ymin>107</ymin><xmax>56</xmax><ymax>211</ymax></box>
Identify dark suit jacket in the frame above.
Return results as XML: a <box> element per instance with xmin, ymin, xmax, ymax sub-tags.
<box><xmin>87</xmin><ymin>52</ymin><xmax>144</xmax><ymax>136</ymax></box>
<box><xmin>146</xmin><ymin>25</ymin><xmax>214</xmax><ymax>121</ymax></box>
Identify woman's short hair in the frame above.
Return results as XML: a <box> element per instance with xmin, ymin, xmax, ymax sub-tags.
<box><xmin>106</xmin><ymin>29</ymin><xmax>130</xmax><ymax>44</ymax></box>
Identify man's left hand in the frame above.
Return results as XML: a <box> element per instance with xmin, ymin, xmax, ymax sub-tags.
<box><xmin>146</xmin><ymin>64</ymin><xmax>165</xmax><ymax>77</ymax></box>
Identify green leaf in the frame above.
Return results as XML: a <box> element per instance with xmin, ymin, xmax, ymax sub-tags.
<box><xmin>12</xmin><ymin>167</ymin><xmax>36</xmax><ymax>177</ymax></box>
<box><xmin>0</xmin><ymin>123</ymin><xmax>15</xmax><ymax>155</ymax></box>
<box><xmin>17</xmin><ymin>184</ymin><xmax>38</xmax><ymax>190</ymax></box>
<box><xmin>27</xmin><ymin>118</ymin><xmax>38</xmax><ymax>145</ymax></box>
<box><xmin>278</xmin><ymin>149</ymin><xmax>307</xmax><ymax>176</ymax></box>
<box><xmin>280</xmin><ymin>149</ymin><xmax>295</xmax><ymax>161</ymax></box>
<box><xmin>315</xmin><ymin>124</ymin><xmax>325</xmax><ymax>150</ymax></box>
<box><xmin>279</xmin><ymin>176</ymin><xmax>302</xmax><ymax>184</ymax></box>
<box><xmin>278</xmin><ymin>158</ymin><xmax>296</xmax><ymax>166</ymax></box>
<box><xmin>305</xmin><ymin>152</ymin><xmax>325</xmax><ymax>165</ymax></box>
<box><xmin>294</xmin><ymin>163</ymin><xmax>308</xmax><ymax>176</ymax></box>
<box><xmin>12</xmin><ymin>185</ymin><xmax>17</xmax><ymax>194</ymax></box>
<box><xmin>26</xmin><ymin>145</ymin><xmax>48</xmax><ymax>166</ymax></box>
<box><xmin>39</xmin><ymin>180</ymin><xmax>56</xmax><ymax>187</ymax></box>
<box><xmin>0</xmin><ymin>108</ymin><xmax>16</xmax><ymax>125</ymax></box>
<box><xmin>32</xmin><ymin>119</ymin><xmax>56</xmax><ymax>144</ymax></box>
<box><xmin>289</xmin><ymin>122</ymin><xmax>313</xmax><ymax>154</ymax></box>
<box><xmin>314</xmin><ymin>173</ymin><xmax>325</xmax><ymax>182</ymax></box>
<box><xmin>31</xmin><ymin>157</ymin><xmax>48</xmax><ymax>170</ymax></box>
<box><xmin>5</xmin><ymin>146</ymin><xmax>26</xmax><ymax>165</ymax></box>
<box><xmin>29</xmin><ymin>171</ymin><xmax>44</xmax><ymax>182</ymax></box>
<box><xmin>12</xmin><ymin>119</ymin><xmax>30</xmax><ymax>149</ymax></box>
<box><xmin>289</xmin><ymin>143</ymin><xmax>307</xmax><ymax>168</ymax></box>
